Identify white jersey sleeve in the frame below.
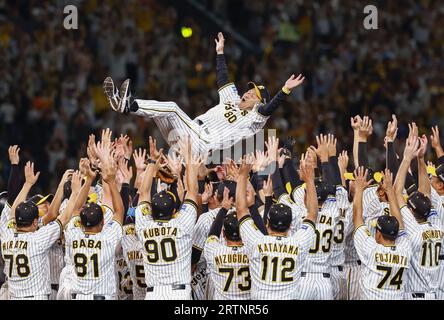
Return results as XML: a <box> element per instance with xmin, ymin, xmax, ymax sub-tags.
<box><xmin>239</xmin><ymin>215</ymin><xmax>265</xmax><ymax>249</ymax></box>
<box><xmin>175</xmin><ymin>199</ymin><xmax>198</xmax><ymax>234</ymax></box>
<box><xmin>218</xmin><ymin>83</ymin><xmax>240</xmax><ymax>104</ymax></box>
<box><xmin>353</xmin><ymin>225</ymin><xmax>377</xmax><ymax>265</ymax></box>
<box><xmin>34</xmin><ymin>219</ymin><xmax>63</xmax><ymax>251</ymax></box>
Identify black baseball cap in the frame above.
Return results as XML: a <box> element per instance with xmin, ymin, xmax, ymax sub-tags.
<box><xmin>0</xmin><ymin>191</ymin><xmax>7</xmax><ymax>213</ymax></box>
<box><xmin>376</xmin><ymin>215</ymin><xmax>399</xmax><ymax>240</ymax></box>
<box><xmin>268</xmin><ymin>203</ymin><xmax>292</xmax><ymax>232</ymax></box>
<box><xmin>435</xmin><ymin>164</ymin><xmax>444</xmax><ymax>183</ymax></box>
<box><xmin>407</xmin><ymin>191</ymin><xmax>432</xmax><ymax>218</ymax></box>
<box><xmin>15</xmin><ymin>201</ymin><xmax>39</xmax><ymax>227</ymax></box>
<box><xmin>80</xmin><ymin>203</ymin><xmax>105</xmax><ymax>228</ymax></box>
<box><xmin>223</xmin><ymin>213</ymin><xmax>241</xmax><ymax>242</ymax></box>
<box><xmin>247</xmin><ymin>82</ymin><xmax>271</xmax><ymax>104</ymax></box>
<box><xmin>151</xmin><ymin>190</ymin><xmax>177</xmax><ymax>220</ymax></box>
<box><xmin>314</xmin><ymin>178</ymin><xmax>335</xmax><ymax>203</ymax></box>
<box><xmin>28</xmin><ymin>194</ymin><xmax>54</xmax><ymax>206</ymax></box>
<box><xmin>217</xmin><ymin>180</ymin><xmax>237</xmax><ymax>200</ymax></box>
<box><xmin>63</xmin><ymin>179</ymin><xmax>72</xmax><ymax>200</ymax></box>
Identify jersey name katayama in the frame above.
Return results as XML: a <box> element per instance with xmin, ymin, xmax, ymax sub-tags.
<box><xmin>214</xmin><ymin>253</ymin><xmax>249</xmax><ymax>266</ymax></box>
<box><xmin>374</xmin><ymin>252</ymin><xmax>408</xmax><ymax>266</ymax></box>
<box><xmin>2</xmin><ymin>240</ymin><xmax>28</xmax><ymax>250</ymax></box>
<box><xmin>72</xmin><ymin>239</ymin><xmax>102</xmax><ymax>249</ymax></box>
<box><xmin>143</xmin><ymin>226</ymin><xmax>177</xmax><ymax>238</ymax></box>
<box><xmin>257</xmin><ymin>242</ymin><xmax>299</xmax><ymax>255</ymax></box>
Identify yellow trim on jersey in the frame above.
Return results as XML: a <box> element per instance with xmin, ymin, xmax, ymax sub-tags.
<box><xmin>55</xmin><ymin>219</ymin><xmax>63</xmax><ymax>236</ymax></box>
<box><xmin>238</xmin><ymin>215</ymin><xmax>252</xmax><ymax>228</ymax></box>
<box><xmin>206</xmin><ymin>235</ymin><xmax>219</xmax><ymax>244</ymax></box>
<box><xmin>353</xmin><ymin>224</ymin><xmax>367</xmax><ymax>238</ymax></box>
<box><xmin>136</xmin><ymin>107</ymin><xmax>211</xmax><ymax>143</ymax></box>
<box><xmin>218</xmin><ymin>82</ymin><xmax>235</xmax><ymax>92</ymax></box>
<box><xmin>183</xmin><ymin>199</ymin><xmax>198</xmax><ymax>212</ymax></box>
<box><xmin>102</xmin><ymin>204</ymin><xmax>114</xmax><ymax>213</ymax></box>
<box><xmin>193</xmin><ymin>244</ymin><xmax>203</xmax><ymax>251</ymax></box>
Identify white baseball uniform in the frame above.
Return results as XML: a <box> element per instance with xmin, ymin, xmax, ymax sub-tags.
<box><xmin>134</xmin><ymin>83</ymin><xmax>268</xmax><ymax>155</ymax></box>
<box><xmin>65</xmin><ymin>215</ymin><xmax>122</xmax><ymax>300</ymax></box>
<box><xmin>0</xmin><ymin>211</ymin><xmax>62</xmax><ymax>300</ymax></box>
<box><xmin>343</xmin><ymin>211</ymin><xmax>362</xmax><ymax>300</ymax></box>
<box><xmin>121</xmin><ymin>223</ymin><xmax>147</xmax><ymax>300</ymax></box>
<box><xmin>135</xmin><ymin>199</ymin><xmax>197</xmax><ymax>300</ymax></box>
<box><xmin>204</xmin><ymin>235</ymin><xmax>251</xmax><ymax>300</ymax></box>
<box><xmin>400</xmin><ymin>205</ymin><xmax>443</xmax><ymax>299</ymax></box>
<box><xmin>430</xmin><ymin>188</ymin><xmax>444</xmax><ymax>299</ymax></box>
<box><xmin>354</xmin><ymin>225</ymin><xmax>411</xmax><ymax>300</ymax></box>
<box><xmin>116</xmin><ymin>247</ymin><xmax>133</xmax><ymax>300</ymax></box>
<box><xmin>239</xmin><ymin>214</ymin><xmax>315</xmax><ymax>300</ymax></box>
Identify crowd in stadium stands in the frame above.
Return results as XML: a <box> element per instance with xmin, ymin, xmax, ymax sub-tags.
<box><xmin>0</xmin><ymin>0</ymin><xmax>443</xmax><ymax>193</ymax></box>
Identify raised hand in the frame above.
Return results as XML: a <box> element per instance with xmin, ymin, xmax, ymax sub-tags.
<box><xmin>101</xmin><ymin>128</ymin><xmax>113</xmax><ymax>150</ymax></box>
<box><xmin>70</xmin><ymin>170</ymin><xmax>83</xmax><ymax>194</ymax></box>
<box><xmin>338</xmin><ymin>150</ymin><xmax>349</xmax><ymax>173</ymax></box>
<box><xmin>351</xmin><ymin>115</ymin><xmax>363</xmax><ymax>131</ymax></box>
<box><xmin>60</xmin><ymin>169</ymin><xmax>74</xmax><ymax>185</ymax></box>
<box><xmin>403</xmin><ymin>136</ymin><xmax>420</xmax><ymax>161</ymax></box>
<box><xmin>149</xmin><ymin>136</ymin><xmax>163</xmax><ymax>160</ymax></box>
<box><xmin>221</xmin><ymin>187</ymin><xmax>233</xmax><ymax>210</ymax></box>
<box><xmin>417</xmin><ymin>134</ymin><xmax>428</xmax><ymax>159</ymax></box>
<box><xmin>201</xmin><ymin>183</ymin><xmax>214</xmax><ymax>204</ymax></box>
<box><xmin>166</xmin><ymin>153</ymin><xmax>183</xmax><ymax>177</ymax></box>
<box><xmin>408</xmin><ymin>122</ymin><xmax>419</xmax><ymax>140</ymax></box>
<box><xmin>225</xmin><ymin>158</ymin><xmax>239</xmax><ymax>181</ymax></box>
<box><xmin>215</xmin><ymin>32</ymin><xmax>225</xmax><ymax>54</ymax></box>
<box><xmin>118</xmin><ymin>158</ymin><xmax>133</xmax><ymax>184</ymax></box>
<box><xmin>327</xmin><ymin>134</ymin><xmax>337</xmax><ymax>157</ymax></box>
<box><xmin>385</xmin><ymin>114</ymin><xmax>398</xmax><ymax>142</ymax></box>
<box><xmin>358</xmin><ymin>116</ymin><xmax>373</xmax><ymax>141</ymax></box>
<box><xmin>8</xmin><ymin>145</ymin><xmax>20</xmax><ymax>165</ymax></box>
<box><xmin>306</xmin><ymin>147</ymin><xmax>318</xmax><ymax>169</ymax></box>
<box><xmin>79</xmin><ymin>158</ymin><xmax>97</xmax><ymax>180</ymax></box>
<box><xmin>314</xmin><ymin>134</ymin><xmax>329</xmax><ymax>162</ymax></box>
<box><xmin>246</xmin><ymin>182</ymin><xmax>256</xmax><ymax>207</ymax></box>
<box><xmin>265</xmin><ymin>136</ymin><xmax>279</xmax><ymax>162</ymax></box>
<box><xmin>354</xmin><ymin>166</ymin><xmax>371</xmax><ymax>192</ymax></box>
<box><xmin>239</xmin><ymin>156</ymin><xmax>253</xmax><ymax>176</ymax></box>
<box><xmin>252</xmin><ymin>150</ymin><xmax>268</xmax><ymax>172</ymax></box>
<box><xmin>381</xmin><ymin>168</ymin><xmax>394</xmax><ymax>192</ymax></box>
<box><xmin>119</xmin><ymin>135</ymin><xmax>133</xmax><ymax>160</ymax></box>
<box><xmin>263</xmin><ymin>175</ymin><xmax>273</xmax><ymax>197</ymax></box>
<box><xmin>24</xmin><ymin>161</ymin><xmax>40</xmax><ymax>186</ymax></box>
<box><xmin>133</xmin><ymin>148</ymin><xmax>147</xmax><ymax>172</ymax></box>
<box><xmin>284</xmin><ymin>74</ymin><xmax>305</xmax><ymax>90</ymax></box>
<box><xmin>430</xmin><ymin>126</ymin><xmax>443</xmax><ymax>157</ymax></box>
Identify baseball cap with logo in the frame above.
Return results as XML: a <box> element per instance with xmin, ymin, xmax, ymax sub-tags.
<box><xmin>407</xmin><ymin>191</ymin><xmax>432</xmax><ymax>218</ymax></box>
<box><xmin>151</xmin><ymin>190</ymin><xmax>177</xmax><ymax>220</ymax></box>
<box><xmin>80</xmin><ymin>203</ymin><xmax>105</xmax><ymax>228</ymax></box>
<box><xmin>268</xmin><ymin>203</ymin><xmax>292</xmax><ymax>232</ymax></box>
<box><xmin>15</xmin><ymin>201</ymin><xmax>39</xmax><ymax>227</ymax></box>
<box><xmin>248</xmin><ymin>82</ymin><xmax>271</xmax><ymax>104</ymax></box>
<box><xmin>28</xmin><ymin>194</ymin><xmax>54</xmax><ymax>206</ymax></box>
<box><xmin>376</xmin><ymin>215</ymin><xmax>399</xmax><ymax>240</ymax></box>
<box><xmin>314</xmin><ymin>178</ymin><xmax>335</xmax><ymax>203</ymax></box>
<box><xmin>429</xmin><ymin>164</ymin><xmax>444</xmax><ymax>183</ymax></box>
<box><xmin>223</xmin><ymin>213</ymin><xmax>241</xmax><ymax>242</ymax></box>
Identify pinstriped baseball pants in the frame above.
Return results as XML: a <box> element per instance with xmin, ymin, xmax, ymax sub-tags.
<box><xmin>331</xmin><ymin>267</ymin><xmax>347</xmax><ymax>300</ymax></box>
<box><xmin>144</xmin><ymin>284</ymin><xmax>192</xmax><ymax>300</ymax></box>
<box><xmin>344</xmin><ymin>263</ymin><xmax>362</xmax><ymax>300</ymax></box>
<box><xmin>297</xmin><ymin>273</ymin><xmax>333</xmax><ymax>300</ymax></box>
<box><xmin>437</xmin><ymin>263</ymin><xmax>444</xmax><ymax>300</ymax></box>
<box><xmin>134</xmin><ymin>99</ymin><xmax>212</xmax><ymax>155</ymax></box>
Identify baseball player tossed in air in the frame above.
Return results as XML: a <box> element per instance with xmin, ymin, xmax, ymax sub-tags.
<box><xmin>235</xmin><ymin>156</ymin><xmax>319</xmax><ymax>300</ymax></box>
<box><xmin>103</xmin><ymin>32</ymin><xmax>305</xmax><ymax>156</ymax></box>
<box><xmin>353</xmin><ymin>167</ymin><xmax>411</xmax><ymax>300</ymax></box>
<box><xmin>135</xmin><ymin>137</ymin><xmax>202</xmax><ymax>300</ymax></box>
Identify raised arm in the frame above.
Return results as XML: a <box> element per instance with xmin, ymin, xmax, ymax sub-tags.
<box><xmin>257</xmin><ymin>74</ymin><xmax>304</xmax><ymax>117</ymax></box>
<box><xmin>9</xmin><ymin>162</ymin><xmax>40</xmax><ymax>221</ymax></box>
<box><xmin>236</xmin><ymin>156</ymin><xmax>253</xmax><ymax>221</ymax></box>
<box><xmin>353</xmin><ymin>167</ymin><xmax>371</xmax><ymax>229</ymax></box>
<box><xmin>338</xmin><ymin>151</ymin><xmax>349</xmax><ymax>187</ymax></box>
<box><xmin>417</xmin><ymin>135</ymin><xmax>431</xmax><ymax>198</ymax></box>
<box><xmin>215</xmin><ymin>32</ymin><xmax>230</xmax><ymax>88</ymax></box>
<box><xmin>357</xmin><ymin>116</ymin><xmax>373</xmax><ymax>168</ymax></box>
<box><xmin>41</xmin><ymin>169</ymin><xmax>74</xmax><ymax>225</ymax></box>
<box><xmin>7</xmin><ymin>145</ymin><xmax>23</xmax><ymax>206</ymax></box>
<box><xmin>430</xmin><ymin>126</ymin><xmax>444</xmax><ymax>161</ymax></box>
<box><xmin>57</xmin><ymin>170</ymin><xmax>82</xmax><ymax>226</ymax></box>
<box><xmin>180</xmin><ymin>136</ymin><xmax>204</xmax><ymax>205</ymax></box>
<box><xmin>101</xmin><ymin>151</ymin><xmax>124</xmax><ymax>224</ymax></box>
<box><xmin>385</xmin><ymin>115</ymin><xmax>399</xmax><ymax>178</ymax></box>
<box><xmin>351</xmin><ymin>115</ymin><xmax>362</xmax><ymax>168</ymax></box>
<box><xmin>394</xmin><ymin>136</ymin><xmax>420</xmax><ymax>206</ymax></box>
<box><xmin>382</xmin><ymin>168</ymin><xmax>404</xmax><ymax>230</ymax></box>
<box><xmin>298</xmin><ymin>158</ymin><xmax>318</xmax><ymax>223</ymax></box>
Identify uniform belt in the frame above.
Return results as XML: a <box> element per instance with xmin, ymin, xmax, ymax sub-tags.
<box><xmin>146</xmin><ymin>284</ymin><xmax>186</xmax><ymax>292</ymax></box>
<box><xmin>71</xmin><ymin>294</ymin><xmax>106</xmax><ymax>300</ymax></box>
<box><xmin>337</xmin><ymin>266</ymin><xmax>344</xmax><ymax>272</ymax></box>
<box><xmin>51</xmin><ymin>284</ymin><xmax>59</xmax><ymax>291</ymax></box>
<box><xmin>357</xmin><ymin>260</ymin><xmax>361</xmax><ymax>265</ymax></box>
<box><xmin>301</xmin><ymin>272</ymin><xmax>330</xmax><ymax>278</ymax></box>
<box><xmin>411</xmin><ymin>293</ymin><xmax>425</xmax><ymax>298</ymax></box>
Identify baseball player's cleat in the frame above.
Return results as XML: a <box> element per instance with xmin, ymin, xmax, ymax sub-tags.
<box><xmin>103</xmin><ymin>77</ymin><xmax>121</xmax><ymax>112</ymax></box>
<box><xmin>118</xmin><ymin>79</ymin><xmax>132</xmax><ymax>113</ymax></box>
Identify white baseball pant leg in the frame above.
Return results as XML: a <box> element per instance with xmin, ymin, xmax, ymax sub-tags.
<box><xmin>145</xmin><ymin>284</ymin><xmax>192</xmax><ymax>300</ymax></box>
<box><xmin>191</xmin><ymin>267</ymin><xmax>208</xmax><ymax>300</ymax></box>
<box><xmin>0</xmin><ymin>282</ymin><xmax>9</xmax><ymax>300</ymax></box>
<box><xmin>344</xmin><ymin>262</ymin><xmax>362</xmax><ymax>300</ymax></box>
<box><xmin>297</xmin><ymin>273</ymin><xmax>333</xmax><ymax>300</ymax></box>
<box><xmin>134</xmin><ymin>99</ymin><xmax>211</xmax><ymax>155</ymax></box>
<box><xmin>331</xmin><ymin>266</ymin><xmax>347</xmax><ymax>300</ymax></box>
<box><xmin>204</xmin><ymin>275</ymin><xmax>215</xmax><ymax>300</ymax></box>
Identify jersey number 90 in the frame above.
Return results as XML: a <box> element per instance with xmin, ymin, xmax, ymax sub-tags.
<box><xmin>144</xmin><ymin>238</ymin><xmax>178</xmax><ymax>263</ymax></box>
